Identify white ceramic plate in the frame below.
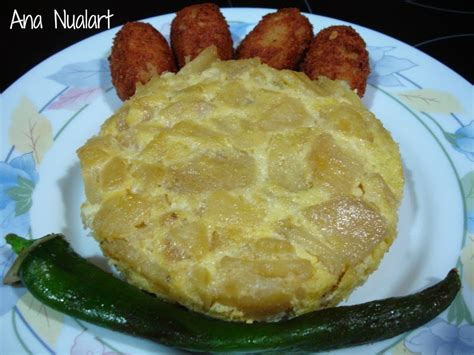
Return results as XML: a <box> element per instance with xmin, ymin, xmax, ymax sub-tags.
<box><xmin>1</xmin><ymin>8</ymin><xmax>473</xmax><ymax>355</ymax></box>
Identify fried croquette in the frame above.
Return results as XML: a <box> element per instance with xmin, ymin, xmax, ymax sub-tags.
<box><xmin>236</xmin><ymin>8</ymin><xmax>313</xmax><ymax>70</ymax></box>
<box><xmin>109</xmin><ymin>22</ymin><xmax>177</xmax><ymax>101</ymax></box>
<box><xmin>301</xmin><ymin>25</ymin><xmax>370</xmax><ymax>97</ymax></box>
<box><xmin>170</xmin><ymin>3</ymin><xmax>233</xmax><ymax>68</ymax></box>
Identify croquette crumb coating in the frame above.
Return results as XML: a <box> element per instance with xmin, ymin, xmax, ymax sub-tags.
<box><xmin>236</xmin><ymin>8</ymin><xmax>313</xmax><ymax>70</ymax></box>
<box><xmin>301</xmin><ymin>25</ymin><xmax>370</xmax><ymax>97</ymax></box>
<box><xmin>109</xmin><ymin>22</ymin><xmax>177</xmax><ymax>101</ymax></box>
<box><xmin>171</xmin><ymin>3</ymin><xmax>233</xmax><ymax>68</ymax></box>
<box><xmin>78</xmin><ymin>48</ymin><xmax>404</xmax><ymax>323</ymax></box>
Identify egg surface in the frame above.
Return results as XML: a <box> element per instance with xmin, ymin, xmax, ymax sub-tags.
<box><xmin>78</xmin><ymin>47</ymin><xmax>404</xmax><ymax>322</ymax></box>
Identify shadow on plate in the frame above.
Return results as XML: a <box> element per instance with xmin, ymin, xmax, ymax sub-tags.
<box><xmin>57</xmin><ymin>161</ymin><xmax>112</xmax><ymax>272</ymax></box>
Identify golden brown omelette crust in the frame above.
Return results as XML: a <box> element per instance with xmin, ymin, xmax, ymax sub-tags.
<box><xmin>236</xmin><ymin>8</ymin><xmax>313</xmax><ymax>70</ymax></box>
<box><xmin>301</xmin><ymin>25</ymin><xmax>370</xmax><ymax>97</ymax></box>
<box><xmin>170</xmin><ymin>3</ymin><xmax>233</xmax><ymax>68</ymax></box>
<box><xmin>109</xmin><ymin>22</ymin><xmax>177</xmax><ymax>101</ymax></box>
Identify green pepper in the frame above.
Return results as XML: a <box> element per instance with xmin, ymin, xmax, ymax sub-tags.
<box><xmin>4</xmin><ymin>233</ymin><xmax>461</xmax><ymax>352</ymax></box>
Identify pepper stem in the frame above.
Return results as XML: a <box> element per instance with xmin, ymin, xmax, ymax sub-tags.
<box><xmin>5</xmin><ymin>234</ymin><xmax>34</xmax><ymax>254</ymax></box>
<box><xmin>4</xmin><ymin>234</ymin><xmax>60</xmax><ymax>285</ymax></box>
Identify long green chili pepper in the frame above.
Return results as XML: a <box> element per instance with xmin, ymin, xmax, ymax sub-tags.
<box><xmin>4</xmin><ymin>233</ymin><xmax>461</xmax><ymax>352</ymax></box>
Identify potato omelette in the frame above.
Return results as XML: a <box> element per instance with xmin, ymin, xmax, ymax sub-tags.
<box><xmin>78</xmin><ymin>47</ymin><xmax>404</xmax><ymax>322</ymax></box>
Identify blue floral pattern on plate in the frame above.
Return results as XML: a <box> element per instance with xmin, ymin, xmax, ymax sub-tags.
<box><xmin>0</xmin><ymin>153</ymin><xmax>37</xmax><ymax>315</ymax></box>
<box><xmin>405</xmin><ymin>318</ymin><xmax>474</xmax><ymax>355</ymax></box>
<box><xmin>448</xmin><ymin>121</ymin><xmax>474</xmax><ymax>162</ymax></box>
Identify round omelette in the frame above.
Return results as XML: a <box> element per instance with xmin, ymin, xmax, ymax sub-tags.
<box><xmin>78</xmin><ymin>47</ymin><xmax>404</xmax><ymax>322</ymax></box>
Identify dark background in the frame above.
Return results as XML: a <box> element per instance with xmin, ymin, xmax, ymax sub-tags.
<box><xmin>2</xmin><ymin>0</ymin><xmax>473</xmax><ymax>92</ymax></box>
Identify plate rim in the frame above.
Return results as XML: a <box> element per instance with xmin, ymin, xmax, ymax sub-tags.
<box><xmin>1</xmin><ymin>8</ymin><xmax>472</xmax><ymax>355</ymax></box>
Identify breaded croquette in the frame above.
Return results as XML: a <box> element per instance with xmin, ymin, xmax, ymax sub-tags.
<box><xmin>236</xmin><ymin>8</ymin><xmax>313</xmax><ymax>70</ymax></box>
<box><xmin>170</xmin><ymin>3</ymin><xmax>233</xmax><ymax>68</ymax></box>
<box><xmin>301</xmin><ymin>25</ymin><xmax>370</xmax><ymax>97</ymax></box>
<box><xmin>109</xmin><ymin>22</ymin><xmax>177</xmax><ymax>101</ymax></box>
